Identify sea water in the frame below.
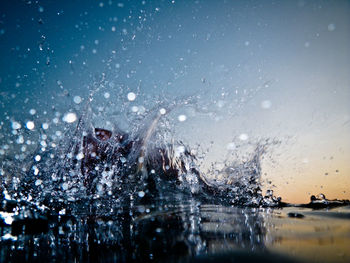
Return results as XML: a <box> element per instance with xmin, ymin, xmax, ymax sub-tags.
<box><xmin>1</xmin><ymin>199</ymin><xmax>349</xmax><ymax>262</ymax></box>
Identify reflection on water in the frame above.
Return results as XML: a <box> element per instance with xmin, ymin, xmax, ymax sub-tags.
<box><xmin>1</xmin><ymin>196</ymin><xmax>349</xmax><ymax>262</ymax></box>
<box><xmin>266</xmin><ymin>206</ymin><xmax>350</xmax><ymax>263</ymax></box>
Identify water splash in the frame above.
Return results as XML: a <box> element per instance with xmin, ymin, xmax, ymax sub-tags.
<box><xmin>2</xmin><ymin>100</ymin><xmax>281</xmax><ymax>210</ymax></box>
<box><xmin>1</xmin><ymin>98</ymin><xmax>349</xmax><ymax>263</ymax></box>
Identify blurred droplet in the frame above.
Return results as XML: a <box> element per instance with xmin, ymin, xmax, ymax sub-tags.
<box><xmin>73</xmin><ymin>96</ymin><xmax>82</xmax><ymax>104</ymax></box>
<box><xmin>62</xmin><ymin>112</ymin><xmax>77</xmax><ymax>123</ymax></box>
<box><xmin>42</xmin><ymin>123</ymin><xmax>49</xmax><ymax>130</ymax></box>
<box><xmin>328</xmin><ymin>23</ymin><xmax>335</xmax><ymax>31</ymax></box>
<box><xmin>11</xmin><ymin>121</ymin><xmax>21</xmax><ymax>130</ymax></box>
<box><xmin>239</xmin><ymin>133</ymin><xmax>248</xmax><ymax>141</ymax></box>
<box><xmin>226</xmin><ymin>142</ymin><xmax>236</xmax><ymax>151</ymax></box>
<box><xmin>261</xmin><ymin>100</ymin><xmax>271</xmax><ymax>109</ymax></box>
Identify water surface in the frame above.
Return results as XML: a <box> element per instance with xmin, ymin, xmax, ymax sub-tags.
<box><xmin>1</xmin><ymin>199</ymin><xmax>350</xmax><ymax>262</ymax></box>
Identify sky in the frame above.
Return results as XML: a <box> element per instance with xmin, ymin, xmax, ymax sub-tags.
<box><xmin>0</xmin><ymin>0</ymin><xmax>349</xmax><ymax>203</ymax></box>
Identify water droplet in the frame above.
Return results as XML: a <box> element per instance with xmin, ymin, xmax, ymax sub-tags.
<box><xmin>138</xmin><ymin>106</ymin><xmax>146</xmax><ymax>114</ymax></box>
<box><xmin>328</xmin><ymin>23</ymin><xmax>335</xmax><ymax>31</ymax></box>
<box><xmin>73</xmin><ymin>96</ymin><xmax>82</xmax><ymax>104</ymax></box>
<box><xmin>35</xmin><ymin>179</ymin><xmax>42</xmax><ymax>186</ymax></box>
<box><xmin>16</xmin><ymin>135</ymin><xmax>24</xmax><ymax>144</ymax></box>
<box><xmin>261</xmin><ymin>100</ymin><xmax>271</xmax><ymax>109</ymax></box>
<box><xmin>226</xmin><ymin>142</ymin><xmax>236</xmax><ymax>151</ymax></box>
<box><xmin>59</xmin><ymin>209</ymin><xmax>66</xmax><ymax>215</ymax></box>
<box><xmin>62</xmin><ymin>183</ymin><xmax>69</xmax><ymax>190</ymax></box>
<box><xmin>34</xmin><ymin>155</ymin><xmax>41</xmax><ymax>162</ymax></box>
<box><xmin>239</xmin><ymin>133</ymin><xmax>248</xmax><ymax>141</ymax></box>
<box><xmin>26</xmin><ymin>121</ymin><xmax>35</xmax><ymax>130</ymax></box>
<box><xmin>42</xmin><ymin>123</ymin><xmax>49</xmax><ymax>130</ymax></box>
<box><xmin>2</xmin><ymin>213</ymin><xmax>14</xmax><ymax>225</ymax></box>
<box><xmin>62</xmin><ymin>112</ymin><xmax>77</xmax><ymax>123</ymax></box>
<box><xmin>11</xmin><ymin>121</ymin><xmax>21</xmax><ymax>130</ymax></box>
<box><xmin>138</xmin><ymin>191</ymin><xmax>145</xmax><ymax>198</ymax></box>
<box><xmin>33</xmin><ymin>166</ymin><xmax>39</xmax><ymax>175</ymax></box>
<box><xmin>127</xmin><ymin>92</ymin><xmax>136</xmax><ymax>101</ymax></box>
<box><xmin>178</xmin><ymin>114</ymin><xmax>187</xmax><ymax>122</ymax></box>
<box><xmin>104</xmin><ymin>92</ymin><xmax>110</xmax><ymax>99</ymax></box>
<box><xmin>29</xmin><ymin>109</ymin><xmax>36</xmax><ymax>115</ymax></box>
<box><xmin>159</xmin><ymin>108</ymin><xmax>166</xmax><ymax>115</ymax></box>
<box><xmin>76</xmin><ymin>152</ymin><xmax>84</xmax><ymax>160</ymax></box>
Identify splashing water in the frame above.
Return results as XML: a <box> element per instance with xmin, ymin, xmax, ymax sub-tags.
<box><xmin>2</xmin><ymin>94</ymin><xmax>281</xmax><ymax>212</ymax></box>
<box><xmin>1</xmin><ymin>96</ymin><xmax>349</xmax><ymax>263</ymax></box>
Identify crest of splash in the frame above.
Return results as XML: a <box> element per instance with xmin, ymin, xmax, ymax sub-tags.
<box><xmin>202</xmin><ymin>141</ymin><xmax>281</xmax><ymax>206</ymax></box>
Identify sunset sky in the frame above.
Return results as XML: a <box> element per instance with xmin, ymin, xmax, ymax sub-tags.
<box><xmin>1</xmin><ymin>0</ymin><xmax>349</xmax><ymax>203</ymax></box>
